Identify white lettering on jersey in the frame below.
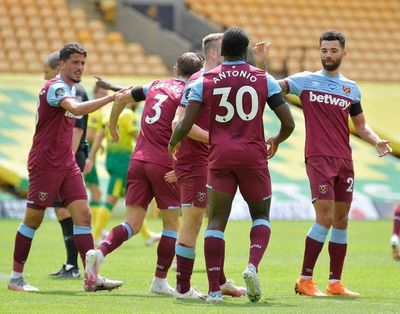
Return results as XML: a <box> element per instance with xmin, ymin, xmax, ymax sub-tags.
<box><xmin>213</xmin><ymin>70</ymin><xmax>257</xmax><ymax>84</ymax></box>
<box><xmin>309</xmin><ymin>91</ymin><xmax>351</xmax><ymax>110</ymax></box>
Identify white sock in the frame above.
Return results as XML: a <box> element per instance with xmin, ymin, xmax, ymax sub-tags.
<box><xmin>97</xmin><ymin>249</ymin><xmax>104</xmax><ymax>264</ymax></box>
<box><xmin>329</xmin><ymin>279</ymin><xmax>340</xmax><ymax>284</ymax></box>
<box><xmin>11</xmin><ymin>271</ymin><xmax>23</xmax><ymax>279</ymax></box>
<box><xmin>65</xmin><ymin>264</ymin><xmax>75</xmax><ymax>271</ymax></box>
<box><xmin>301</xmin><ymin>275</ymin><xmax>312</xmax><ymax>280</ymax></box>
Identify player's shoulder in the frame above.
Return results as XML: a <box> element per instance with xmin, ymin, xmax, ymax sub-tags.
<box><xmin>189</xmin><ymin>69</ymin><xmax>204</xmax><ymax>82</ymax></box>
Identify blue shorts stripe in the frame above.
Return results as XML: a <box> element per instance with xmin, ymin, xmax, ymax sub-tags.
<box><xmin>18</xmin><ymin>223</ymin><xmax>36</xmax><ymax>239</ymax></box>
<box><xmin>252</xmin><ymin>219</ymin><xmax>271</xmax><ymax>229</ymax></box>
<box><xmin>73</xmin><ymin>225</ymin><xmax>91</xmax><ymax>235</ymax></box>
<box><xmin>162</xmin><ymin>229</ymin><xmax>178</xmax><ymax>239</ymax></box>
<box><xmin>307</xmin><ymin>223</ymin><xmax>329</xmax><ymax>243</ymax></box>
<box><xmin>122</xmin><ymin>222</ymin><xmax>133</xmax><ymax>239</ymax></box>
<box><xmin>204</xmin><ymin>229</ymin><xmax>224</xmax><ymax>240</ymax></box>
<box><xmin>330</xmin><ymin>228</ymin><xmax>347</xmax><ymax>244</ymax></box>
<box><xmin>176</xmin><ymin>244</ymin><xmax>195</xmax><ymax>259</ymax></box>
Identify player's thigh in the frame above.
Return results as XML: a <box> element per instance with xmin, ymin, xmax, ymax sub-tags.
<box><xmin>125</xmin><ymin>160</ymin><xmax>153</xmax><ymax>209</ymax></box>
<box><xmin>59</xmin><ymin>167</ymin><xmax>88</xmax><ymax>208</ymax></box>
<box><xmin>178</xmin><ymin>205</ymin><xmax>206</xmax><ymax>246</ymax></box>
<box><xmin>175</xmin><ymin>166</ymin><xmax>208</xmax><ymax>209</ymax></box>
<box><xmin>145</xmin><ymin>163</ymin><xmax>180</xmax><ymax>210</ymax></box>
<box><xmin>313</xmin><ymin>199</ymin><xmax>335</xmax><ymax>228</ymax></box>
<box><xmin>23</xmin><ymin>206</ymin><xmax>46</xmax><ymax>229</ymax></box>
<box><xmin>334</xmin><ymin>159</ymin><xmax>354</xmax><ymax>203</ymax></box>
<box><xmin>126</xmin><ymin>204</ymin><xmax>147</xmax><ymax>235</ymax></box>
<box><xmin>306</xmin><ymin>156</ymin><xmax>336</xmax><ymax>202</ymax></box>
<box><xmin>27</xmin><ymin>167</ymin><xmax>65</xmax><ymax>209</ymax></box>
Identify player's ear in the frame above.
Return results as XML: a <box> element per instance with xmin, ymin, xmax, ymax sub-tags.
<box><xmin>173</xmin><ymin>64</ymin><xmax>178</xmax><ymax>77</ymax></box>
<box><xmin>343</xmin><ymin>48</ymin><xmax>348</xmax><ymax>58</ymax></box>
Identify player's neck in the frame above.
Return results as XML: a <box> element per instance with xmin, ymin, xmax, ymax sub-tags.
<box><xmin>59</xmin><ymin>74</ymin><xmax>75</xmax><ymax>88</ymax></box>
<box><xmin>323</xmin><ymin>68</ymin><xmax>340</xmax><ymax>77</ymax></box>
<box><xmin>204</xmin><ymin>61</ymin><xmax>216</xmax><ymax>71</ymax></box>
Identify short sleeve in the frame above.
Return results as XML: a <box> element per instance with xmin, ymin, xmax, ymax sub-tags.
<box><xmin>266</xmin><ymin>73</ymin><xmax>282</xmax><ymax>97</ymax></box>
<box><xmin>180</xmin><ymin>80</ymin><xmax>197</xmax><ymax>107</ymax></box>
<box><xmin>142</xmin><ymin>83</ymin><xmax>151</xmax><ymax>97</ymax></box>
<box><xmin>187</xmin><ymin>77</ymin><xmax>204</xmax><ymax>104</ymax></box>
<box><xmin>352</xmin><ymin>83</ymin><xmax>361</xmax><ymax>103</ymax></box>
<box><xmin>284</xmin><ymin>71</ymin><xmax>310</xmax><ymax>96</ymax></box>
<box><xmin>46</xmin><ymin>81</ymin><xmax>74</xmax><ymax>107</ymax></box>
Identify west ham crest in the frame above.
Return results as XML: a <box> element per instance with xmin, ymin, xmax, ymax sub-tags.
<box><xmin>343</xmin><ymin>85</ymin><xmax>351</xmax><ymax>94</ymax></box>
<box><xmin>319</xmin><ymin>185</ymin><xmax>328</xmax><ymax>195</ymax></box>
<box><xmin>38</xmin><ymin>191</ymin><xmax>48</xmax><ymax>201</ymax></box>
<box><xmin>197</xmin><ymin>192</ymin><xmax>206</xmax><ymax>202</ymax></box>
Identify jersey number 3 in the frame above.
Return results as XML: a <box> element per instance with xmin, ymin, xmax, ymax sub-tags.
<box><xmin>145</xmin><ymin>94</ymin><xmax>168</xmax><ymax>124</ymax></box>
<box><xmin>213</xmin><ymin>86</ymin><xmax>258</xmax><ymax>123</ymax></box>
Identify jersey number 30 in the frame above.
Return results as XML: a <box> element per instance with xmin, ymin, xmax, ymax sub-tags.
<box><xmin>213</xmin><ymin>86</ymin><xmax>258</xmax><ymax>123</ymax></box>
<box><xmin>145</xmin><ymin>94</ymin><xmax>168</xmax><ymax>124</ymax></box>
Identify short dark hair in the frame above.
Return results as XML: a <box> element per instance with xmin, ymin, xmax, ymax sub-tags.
<box><xmin>221</xmin><ymin>28</ymin><xmax>249</xmax><ymax>58</ymax></box>
<box><xmin>46</xmin><ymin>51</ymin><xmax>60</xmax><ymax>69</ymax></box>
<box><xmin>59</xmin><ymin>42</ymin><xmax>87</xmax><ymax>61</ymax></box>
<box><xmin>320</xmin><ymin>31</ymin><xmax>346</xmax><ymax>49</ymax></box>
<box><xmin>176</xmin><ymin>52</ymin><xmax>204</xmax><ymax>77</ymax></box>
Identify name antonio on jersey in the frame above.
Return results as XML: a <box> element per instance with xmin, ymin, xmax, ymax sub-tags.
<box><xmin>309</xmin><ymin>91</ymin><xmax>351</xmax><ymax>110</ymax></box>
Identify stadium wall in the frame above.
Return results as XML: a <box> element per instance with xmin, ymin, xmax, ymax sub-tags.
<box><xmin>116</xmin><ymin>0</ymin><xmax>191</xmax><ymax>69</ymax></box>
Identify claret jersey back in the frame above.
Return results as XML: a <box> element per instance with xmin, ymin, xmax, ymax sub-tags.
<box><xmin>284</xmin><ymin>70</ymin><xmax>361</xmax><ymax>160</ymax></box>
<box><xmin>28</xmin><ymin>76</ymin><xmax>79</xmax><ymax>171</ymax></box>
<box><xmin>133</xmin><ymin>78</ymin><xmax>186</xmax><ymax>167</ymax></box>
<box><xmin>188</xmin><ymin>61</ymin><xmax>282</xmax><ymax>169</ymax></box>
<box><xmin>175</xmin><ymin>69</ymin><xmax>209</xmax><ymax>171</ymax></box>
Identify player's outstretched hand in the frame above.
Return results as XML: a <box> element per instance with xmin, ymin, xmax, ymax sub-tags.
<box><xmin>376</xmin><ymin>140</ymin><xmax>392</xmax><ymax>157</ymax></box>
<box><xmin>95</xmin><ymin>76</ymin><xmax>114</xmax><ymax>91</ymax></box>
<box><xmin>109</xmin><ymin>123</ymin><xmax>119</xmax><ymax>142</ymax></box>
<box><xmin>253</xmin><ymin>41</ymin><xmax>271</xmax><ymax>70</ymax></box>
<box><xmin>83</xmin><ymin>158</ymin><xmax>93</xmax><ymax>175</ymax></box>
<box><xmin>164</xmin><ymin>170</ymin><xmax>177</xmax><ymax>183</ymax></box>
<box><xmin>266</xmin><ymin>136</ymin><xmax>279</xmax><ymax>159</ymax></box>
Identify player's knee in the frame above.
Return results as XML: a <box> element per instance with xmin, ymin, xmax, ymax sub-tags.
<box><xmin>334</xmin><ymin>215</ymin><xmax>349</xmax><ymax>229</ymax></box>
<box><xmin>317</xmin><ymin>214</ymin><xmax>333</xmax><ymax>228</ymax></box>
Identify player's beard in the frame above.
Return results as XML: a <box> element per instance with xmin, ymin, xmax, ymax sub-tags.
<box><xmin>71</xmin><ymin>77</ymin><xmax>81</xmax><ymax>83</ymax></box>
<box><xmin>321</xmin><ymin>58</ymin><xmax>342</xmax><ymax>71</ymax></box>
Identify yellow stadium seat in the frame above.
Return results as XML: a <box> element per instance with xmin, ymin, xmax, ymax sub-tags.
<box><xmin>107</xmin><ymin>32</ymin><xmax>124</xmax><ymax>44</ymax></box>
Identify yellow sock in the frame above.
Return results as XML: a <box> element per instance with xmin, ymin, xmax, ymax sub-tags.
<box><xmin>140</xmin><ymin>220</ymin><xmax>152</xmax><ymax>240</ymax></box>
<box><xmin>93</xmin><ymin>206</ymin><xmax>112</xmax><ymax>240</ymax></box>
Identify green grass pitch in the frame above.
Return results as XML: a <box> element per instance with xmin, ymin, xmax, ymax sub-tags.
<box><xmin>0</xmin><ymin>218</ymin><xmax>398</xmax><ymax>313</ymax></box>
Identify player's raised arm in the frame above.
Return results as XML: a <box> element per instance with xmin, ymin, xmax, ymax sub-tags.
<box><xmin>95</xmin><ymin>76</ymin><xmax>125</xmax><ymax>92</ymax></box>
<box><xmin>253</xmin><ymin>41</ymin><xmax>271</xmax><ymax>71</ymax></box>
<box><xmin>351</xmin><ymin>112</ymin><xmax>392</xmax><ymax>157</ymax></box>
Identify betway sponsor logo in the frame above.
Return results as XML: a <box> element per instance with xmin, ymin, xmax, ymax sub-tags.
<box><xmin>250</xmin><ymin>244</ymin><xmax>262</xmax><ymax>249</ymax></box>
<box><xmin>309</xmin><ymin>91</ymin><xmax>351</xmax><ymax>110</ymax></box>
<box><xmin>208</xmin><ymin>267</ymin><xmax>220</xmax><ymax>272</ymax></box>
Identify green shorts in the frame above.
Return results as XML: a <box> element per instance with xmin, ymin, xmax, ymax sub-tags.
<box><xmin>85</xmin><ymin>163</ymin><xmax>99</xmax><ymax>185</ymax></box>
<box><xmin>106</xmin><ymin>152</ymin><xmax>130</xmax><ymax>197</ymax></box>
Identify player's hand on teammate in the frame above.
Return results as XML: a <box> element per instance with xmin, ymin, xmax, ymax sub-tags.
<box><xmin>266</xmin><ymin>136</ymin><xmax>279</xmax><ymax>159</ymax></box>
<box><xmin>253</xmin><ymin>41</ymin><xmax>271</xmax><ymax>70</ymax></box>
<box><xmin>375</xmin><ymin>140</ymin><xmax>392</xmax><ymax>157</ymax></box>
<box><xmin>164</xmin><ymin>170</ymin><xmax>177</xmax><ymax>183</ymax></box>
<box><xmin>168</xmin><ymin>142</ymin><xmax>180</xmax><ymax>161</ymax></box>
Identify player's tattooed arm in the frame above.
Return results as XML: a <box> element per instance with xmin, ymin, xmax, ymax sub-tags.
<box><xmin>351</xmin><ymin>112</ymin><xmax>392</xmax><ymax>157</ymax></box>
<box><xmin>95</xmin><ymin>76</ymin><xmax>125</xmax><ymax>92</ymax></box>
<box><xmin>253</xmin><ymin>41</ymin><xmax>271</xmax><ymax>71</ymax></box>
